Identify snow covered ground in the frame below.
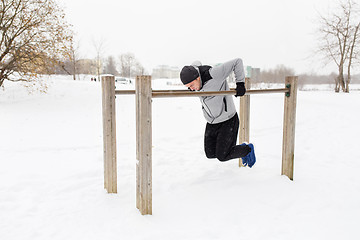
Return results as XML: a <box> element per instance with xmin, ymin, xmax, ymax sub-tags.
<box><xmin>1</xmin><ymin>76</ymin><xmax>359</xmax><ymax>240</ymax></box>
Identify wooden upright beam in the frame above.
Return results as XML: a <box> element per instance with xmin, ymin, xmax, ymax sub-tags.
<box><xmin>135</xmin><ymin>77</ymin><xmax>140</xmax><ymax>209</ymax></box>
<box><xmin>282</xmin><ymin>76</ymin><xmax>298</xmax><ymax>180</ymax></box>
<box><xmin>101</xmin><ymin>75</ymin><xmax>117</xmax><ymax>193</ymax></box>
<box><xmin>136</xmin><ymin>75</ymin><xmax>152</xmax><ymax>215</ymax></box>
<box><xmin>239</xmin><ymin>78</ymin><xmax>251</xmax><ymax>167</ymax></box>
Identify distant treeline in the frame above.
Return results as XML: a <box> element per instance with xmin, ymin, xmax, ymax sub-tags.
<box><xmin>298</xmin><ymin>73</ymin><xmax>359</xmax><ymax>86</ymax></box>
<box><xmin>251</xmin><ymin>64</ymin><xmax>360</xmax><ymax>85</ymax></box>
<box><xmin>52</xmin><ymin>53</ymin><xmax>146</xmax><ymax>78</ymax></box>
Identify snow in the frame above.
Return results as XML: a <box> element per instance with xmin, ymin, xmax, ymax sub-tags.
<box><xmin>1</xmin><ymin>76</ymin><xmax>359</xmax><ymax>240</ymax></box>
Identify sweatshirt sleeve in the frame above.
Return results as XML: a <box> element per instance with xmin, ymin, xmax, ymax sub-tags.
<box><xmin>209</xmin><ymin>58</ymin><xmax>245</xmax><ymax>83</ymax></box>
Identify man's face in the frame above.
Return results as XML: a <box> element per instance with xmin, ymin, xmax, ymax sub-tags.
<box><xmin>185</xmin><ymin>77</ymin><xmax>201</xmax><ymax>91</ymax></box>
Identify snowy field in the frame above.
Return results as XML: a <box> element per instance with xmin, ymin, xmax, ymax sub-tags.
<box><xmin>1</xmin><ymin>76</ymin><xmax>359</xmax><ymax>240</ymax></box>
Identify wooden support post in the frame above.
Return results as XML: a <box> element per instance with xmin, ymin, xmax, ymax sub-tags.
<box><xmin>239</xmin><ymin>78</ymin><xmax>251</xmax><ymax>167</ymax></box>
<box><xmin>282</xmin><ymin>76</ymin><xmax>298</xmax><ymax>180</ymax></box>
<box><xmin>135</xmin><ymin>76</ymin><xmax>140</xmax><ymax>210</ymax></box>
<box><xmin>136</xmin><ymin>75</ymin><xmax>152</xmax><ymax>215</ymax></box>
<box><xmin>101</xmin><ymin>75</ymin><xmax>117</xmax><ymax>193</ymax></box>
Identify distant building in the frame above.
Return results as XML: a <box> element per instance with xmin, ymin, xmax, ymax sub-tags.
<box><xmin>245</xmin><ymin>66</ymin><xmax>261</xmax><ymax>83</ymax></box>
<box><xmin>152</xmin><ymin>65</ymin><xmax>180</xmax><ymax>79</ymax></box>
<box><xmin>251</xmin><ymin>68</ymin><xmax>261</xmax><ymax>82</ymax></box>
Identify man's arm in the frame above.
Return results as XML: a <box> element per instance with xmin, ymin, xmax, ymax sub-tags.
<box><xmin>209</xmin><ymin>58</ymin><xmax>245</xmax><ymax>83</ymax></box>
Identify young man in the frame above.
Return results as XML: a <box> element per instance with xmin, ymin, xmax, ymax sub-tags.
<box><xmin>180</xmin><ymin>58</ymin><xmax>256</xmax><ymax>167</ymax></box>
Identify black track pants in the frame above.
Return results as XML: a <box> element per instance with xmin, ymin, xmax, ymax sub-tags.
<box><xmin>204</xmin><ymin>113</ymin><xmax>250</xmax><ymax>162</ymax></box>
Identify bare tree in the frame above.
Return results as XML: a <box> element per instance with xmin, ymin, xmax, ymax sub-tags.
<box><xmin>259</xmin><ymin>65</ymin><xmax>295</xmax><ymax>83</ymax></box>
<box><xmin>57</xmin><ymin>38</ymin><xmax>82</xmax><ymax>80</ymax></box>
<box><xmin>118</xmin><ymin>52</ymin><xmax>145</xmax><ymax>78</ymax></box>
<box><xmin>317</xmin><ymin>0</ymin><xmax>360</xmax><ymax>92</ymax></box>
<box><xmin>346</xmin><ymin>21</ymin><xmax>360</xmax><ymax>92</ymax></box>
<box><xmin>103</xmin><ymin>55</ymin><xmax>119</xmax><ymax>75</ymax></box>
<box><xmin>134</xmin><ymin>61</ymin><xmax>145</xmax><ymax>76</ymax></box>
<box><xmin>118</xmin><ymin>53</ymin><xmax>134</xmax><ymax>78</ymax></box>
<box><xmin>69</xmin><ymin>39</ymin><xmax>82</xmax><ymax>80</ymax></box>
<box><xmin>0</xmin><ymin>0</ymin><xmax>73</xmax><ymax>88</ymax></box>
<box><xmin>92</xmin><ymin>37</ymin><xmax>106</xmax><ymax>81</ymax></box>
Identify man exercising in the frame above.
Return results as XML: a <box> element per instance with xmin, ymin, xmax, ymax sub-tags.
<box><xmin>180</xmin><ymin>58</ymin><xmax>256</xmax><ymax>167</ymax></box>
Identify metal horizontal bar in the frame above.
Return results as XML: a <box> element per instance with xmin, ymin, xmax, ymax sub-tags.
<box><xmin>115</xmin><ymin>88</ymin><xmax>289</xmax><ymax>97</ymax></box>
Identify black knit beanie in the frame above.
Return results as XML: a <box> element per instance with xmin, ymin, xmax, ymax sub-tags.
<box><xmin>180</xmin><ymin>66</ymin><xmax>199</xmax><ymax>85</ymax></box>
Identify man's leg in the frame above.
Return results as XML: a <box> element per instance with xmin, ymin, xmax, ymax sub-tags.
<box><xmin>204</xmin><ymin>122</ymin><xmax>218</xmax><ymax>159</ymax></box>
<box><xmin>216</xmin><ymin>113</ymin><xmax>250</xmax><ymax>161</ymax></box>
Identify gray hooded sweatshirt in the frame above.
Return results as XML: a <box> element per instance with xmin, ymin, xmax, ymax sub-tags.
<box><xmin>192</xmin><ymin>58</ymin><xmax>245</xmax><ymax>124</ymax></box>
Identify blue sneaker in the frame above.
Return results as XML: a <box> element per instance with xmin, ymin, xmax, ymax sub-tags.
<box><xmin>241</xmin><ymin>143</ymin><xmax>256</xmax><ymax>168</ymax></box>
<box><xmin>247</xmin><ymin>143</ymin><xmax>256</xmax><ymax>168</ymax></box>
<box><xmin>240</xmin><ymin>143</ymin><xmax>249</xmax><ymax>167</ymax></box>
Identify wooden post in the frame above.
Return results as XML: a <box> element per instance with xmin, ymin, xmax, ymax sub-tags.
<box><xmin>239</xmin><ymin>78</ymin><xmax>251</xmax><ymax>167</ymax></box>
<box><xmin>135</xmin><ymin>76</ymin><xmax>140</xmax><ymax>210</ymax></box>
<box><xmin>282</xmin><ymin>76</ymin><xmax>298</xmax><ymax>180</ymax></box>
<box><xmin>101</xmin><ymin>75</ymin><xmax>117</xmax><ymax>193</ymax></box>
<box><xmin>136</xmin><ymin>75</ymin><xmax>152</xmax><ymax>215</ymax></box>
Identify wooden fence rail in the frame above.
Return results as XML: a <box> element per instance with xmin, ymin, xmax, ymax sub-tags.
<box><xmin>115</xmin><ymin>88</ymin><xmax>289</xmax><ymax>97</ymax></box>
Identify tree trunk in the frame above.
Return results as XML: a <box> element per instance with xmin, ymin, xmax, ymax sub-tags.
<box><xmin>97</xmin><ymin>59</ymin><xmax>101</xmax><ymax>82</ymax></box>
<box><xmin>346</xmin><ymin>22</ymin><xmax>360</xmax><ymax>93</ymax></box>
<box><xmin>337</xmin><ymin>65</ymin><xmax>345</xmax><ymax>93</ymax></box>
<box><xmin>345</xmin><ymin>77</ymin><xmax>350</xmax><ymax>92</ymax></box>
<box><xmin>335</xmin><ymin>76</ymin><xmax>340</xmax><ymax>92</ymax></box>
<box><xmin>73</xmin><ymin>63</ymin><xmax>76</xmax><ymax>80</ymax></box>
<box><xmin>346</xmin><ymin>64</ymin><xmax>350</xmax><ymax>93</ymax></box>
<box><xmin>72</xmin><ymin>54</ymin><xmax>76</xmax><ymax>80</ymax></box>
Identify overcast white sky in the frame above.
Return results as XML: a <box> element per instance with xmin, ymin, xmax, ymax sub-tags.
<box><xmin>60</xmin><ymin>0</ymin><xmax>341</xmax><ymax>74</ymax></box>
